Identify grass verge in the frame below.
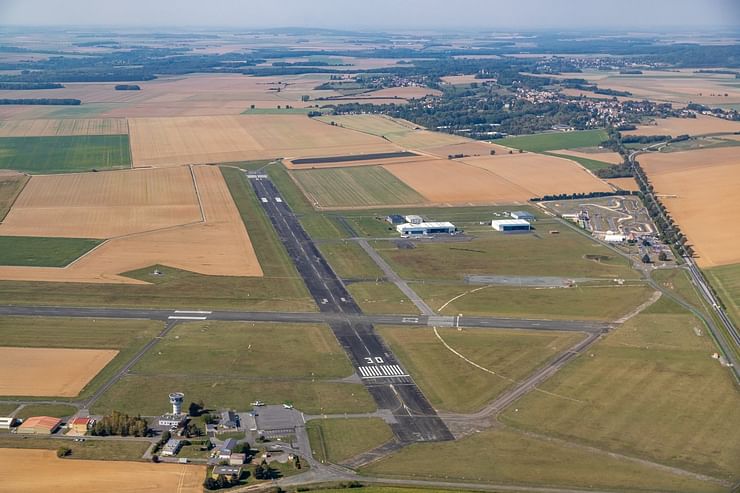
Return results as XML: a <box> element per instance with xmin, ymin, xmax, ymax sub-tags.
<box><xmin>0</xmin><ymin>436</ymin><xmax>149</xmax><ymax>461</ymax></box>
<box><xmin>307</xmin><ymin>418</ymin><xmax>394</xmax><ymax>464</ymax></box>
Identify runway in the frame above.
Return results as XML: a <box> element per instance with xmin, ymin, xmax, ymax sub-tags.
<box><xmin>250</xmin><ymin>175</ymin><xmax>454</xmax><ymax>443</ymax></box>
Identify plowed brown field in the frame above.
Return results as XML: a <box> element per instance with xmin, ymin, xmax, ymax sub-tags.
<box><xmin>129</xmin><ymin>115</ymin><xmax>399</xmax><ymax>167</ymax></box>
<box><xmin>0</xmin><ymin>449</ymin><xmax>204</xmax><ymax>493</ymax></box>
<box><xmin>640</xmin><ymin>147</ymin><xmax>739</xmax><ymax>267</ymax></box>
<box><xmin>0</xmin><ymin>166</ymin><xmax>262</xmax><ymax>283</ymax></box>
<box><xmin>0</xmin><ymin>347</ymin><xmax>117</xmax><ymax>397</ymax></box>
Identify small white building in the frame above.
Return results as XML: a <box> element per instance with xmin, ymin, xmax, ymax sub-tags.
<box><xmin>603</xmin><ymin>234</ymin><xmax>626</xmax><ymax>243</ymax></box>
<box><xmin>161</xmin><ymin>439</ymin><xmax>183</xmax><ymax>457</ymax></box>
<box><xmin>510</xmin><ymin>211</ymin><xmax>535</xmax><ymax>221</ymax></box>
<box><xmin>404</xmin><ymin>214</ymin><xmax>423</xmax><ymax>224</ymax></box>
<box><xmin>158</xmin><ymin>413</ymin><xmax>186</xmax><ymax>428</ymax></box>
<box><xmin>491</xmin><ymin>219</ymin><xmax>531</xmax><ymax>232</ymax></box>
<box><xmin>397</xmin><ymin>221</ymin><xmax>456</xmax><ymax>235</ymax></box>
<box><xmin>0</xmin><ymin>417</ymin><xmax>15</xmax><ymax>429</ymax></box>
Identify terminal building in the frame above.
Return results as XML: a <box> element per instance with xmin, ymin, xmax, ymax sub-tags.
<box><xmin>491</xmin><ymin>219</ymin><xmax>531</xmax><ymax>232</ymax></box>
<box><xmin>397</xmin><ymin>221</ymin><xmax>456</xmax><ymax>236</ymax></box>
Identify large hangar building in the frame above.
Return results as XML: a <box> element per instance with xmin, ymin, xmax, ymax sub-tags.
<box><xmin>491</xmin><ymin>219</ymin><xmax>531</xmax><ymax>232</ymax></box>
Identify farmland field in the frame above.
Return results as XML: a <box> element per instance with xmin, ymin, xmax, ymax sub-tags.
<box><xmin>0</xmin><ymin>171</ymin><xmax>28</xmax><ymax>220</ymax></box>
<box><xmin>497</xmin><ymin>129</ymin><xmax>609</xmax><ymax>152</ymax></box>
<box><xmin>379</xmin><ymin>326</ymin><xmax>583</xmax><ymax>413</ymax></box>
<box><xmin>362</xmin><ymin>427</ymin><xmax>722</xmax><ymax>493</ymax></box>
<box><xmin>0</xmin><ymin>347</ymin><xmax>117</xmax><ymax>397</ymax></box>
<box><xmin>128</xmin><ymin>114</ymin><xmax>399</xmax><ymax>167</ymax></box>
<box><xmin>0</xmin><ymin>135</ymin><xmax>131</xmax><ymax>174</ymax></box>
<box><xmin>316</xmin><ymin>114</ymin><xmax>418</xmax><ymax>136</ymax></box>
<box><xmin>625</xmin><ymin>115</ymin><xmax>740</xmax><ymax>137</ymax></box>
<box><xmin>0</xmin><ymin>165</ymin><xmax>263</xmax><ymax>283</ymax></box>
<box><xmin>291</xmin><ymin>166</ymin><xmax>426</xmax><ymax>208</ymax></box>
<box><xmin>500</xmin><ymin>311</ymin><xmax>740</xmax><ymax>481</ymax></box>
<box><xmin>0</xmin><ymin>236</ymin><xmax>101</xmax><ymax>267</ymax></box>
<box><xmin>640</xmin><ymin>146</ymin><xmax>740</xmax><ymax>267</ymax></box>
<box><xmin>307</xmin><ymin>418</ymin><xmax>394</xmax><ymax>463</ymax></box>
<box><xmin>705</xmin><ymin>263</ymin><xmax>740</xmax><ymax>327</ymax></box>
<box><xmin>0</xmin><ymin>449</ymin><xmax>204</xmax><ymax>493</ymax></box>
<box><xmin>0</xmin><ymin>118</ymin><xmax>128</xmax><ymax>137</ymax></box>
<box><xmin>0</xmin><ymin>438</ymin><xmax>150</xmax><ymax>461</ymax></box>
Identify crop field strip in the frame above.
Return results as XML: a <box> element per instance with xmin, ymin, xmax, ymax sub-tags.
<box><xmin>290</xmin><ymin>166</ymin><xmax>427</xmax><ymax>208</ymax></box>
<box><xmin>0</xmin><ymin>134</ymin><xmax>131</xmax><ymax>174</ymax></box>
<box><xmin>0</xmin><ymin>118</ymin><xmax>128</xmax><ymax>137</ymax></box>
<box><xmin>497</xmin><ymin>129</ymin><xmax>609</xmax><ymax>152</ymax></box>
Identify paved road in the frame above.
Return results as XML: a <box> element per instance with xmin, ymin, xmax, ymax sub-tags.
<box><xmin>355</xmin><ymin>238</ymin><xmax>436</xmax><ymax>316</ymax></box>
<box><xmin>0</xmin><ymin>305</ymin><xmax>608</xmax><ymax>333</ymax></box>
<box><xmin>250</xmin><ymin>174</ymin><xmax>453</xmax><ymax>443</ymax></box>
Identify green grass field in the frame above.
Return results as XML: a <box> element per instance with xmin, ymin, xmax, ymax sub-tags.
<box><xmin>307</xmin><ymin>418</ymin><xmax>394</xmax><ymax>464</ymax></box>
<box><xmin>0</xmin><ymin>135</ymin><xmax>131</xmax><ymax>174</ymax></box>
<box><xmin>134</xmin><ymin>321</ymin><xmax>353</xmax><ymax>379</ymax></box>
<box><xmin>374</xmin><ymin>224</ymin><xmax>637</xmax><ymax>281</ymax></box>
<box><xmin>0</xmin><ymin>316</ymin><xmax>161</xmax><ymax>401</ymax></box>
<box><xmin>0</xmin><ymin>436</ymin><xmax>149</xmax><ymax>461</ymax></box>
<box><xmin>705</xmin><ymin>263</ymin><xmax>740</xmax><ymax>328</ymax></box>
<box><xmin>15</xmin><ymin>404</ymin><xmax>77</xmax><ymax>420</ymax></box>
<box><xmin>378</xmin><ymin>327</ymin><xmax>582</xmax><ymax>413</ymax></box>
<box><xmin>497</xmin><ymin>129</ymin><xmax>609</xmax><ymax>152</ymax></box>
<box><xmin>0</xmin><ymin>236</ymin><xmax>101</xmax><ymax>267</ymax></box>
<box><xmin>291</xmin><ymin>167</ymin><xmax>426</xmax><ymax>208</ymax></box>
<box><xmin>362</xmin><ymin>427</ymin><xmax>723</xmax><ymax>493</ymax></box>
<box><xmin>0</xmin><ymin>173</ymin><xmax>28</xmax><ymax>221</ymax></box>
<box><xmin>92</xmin><ymin>375</ymin><xmax>374</xmax><ymax>416</ymax></box>
<box><xmin>318</xmin><ymin>241</ymin><xmax>384</xmax><ymax>279</ymax></box>
<box><xmin>0</xmin><ymin>403</ymin><xmax>19</xmax><ymax>415</ymax></box>
<box><xmin>500</xmin><ymin>311</ymin><xmax>740</xmax><ymax>481</ymax></box>
<box><xmin>347</xmin><ymin>282</ymin><xmax>418</xmax><ymax>315</ymax></box>
<box><xmin>414</xmin><ymin>283</ymin><xmax>654</xmax><ymax>320</ymax></box>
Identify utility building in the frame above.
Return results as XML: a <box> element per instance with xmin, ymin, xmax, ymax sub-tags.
<box><xmin>510</xmin><ymin>211</ymin><xmax>535</xmax><ymax>221</ymax></box>
<box><xmin>397</xmin><ymin>221</ymin><xmax>456</xmax><ymax>236</ymax></box>
<box><xmin>491</xmin><ymin>219</ymin><xmax>531</xmax><ymax>232</ymax></box>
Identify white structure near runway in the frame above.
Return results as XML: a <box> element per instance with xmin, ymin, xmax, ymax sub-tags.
<box><xmin>491</xmin><ymin>219</ymin><xmax>531</xmax><ymax>232</ymax></box>
<box><xmin>396</xmin><ymin>221</ymin><xmax>456</xmax><ymax>235</ymax></box>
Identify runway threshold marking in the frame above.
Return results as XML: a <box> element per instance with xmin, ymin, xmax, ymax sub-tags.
<box><xmin>168</xmin><ymin>316</ymin><xmax>208</xmax><ymax>320</ymax></box>
<box><xmin>358</xmin><ymin>365</ymin><xmax>409</xmax><ymax>378</ymax></box>
<box><xmin>174</xmin><ymin>310</ymin><xmax>212</xmax><ymax>314</ymax></box>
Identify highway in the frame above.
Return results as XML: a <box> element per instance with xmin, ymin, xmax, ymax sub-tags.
<box><xmin>250</xmin><ymin>174</ymin><xmax>454</xmax><ymax>443</ymax></box>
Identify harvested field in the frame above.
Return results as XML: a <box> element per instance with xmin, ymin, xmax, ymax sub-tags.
<box><xmin>551</xmin><ymin>148</ymin><xmax>624</xmax><ymax>165</ymax></box>
<box><xmin>0</xmin><ymin>448</ymin><xmax>203</xmax><ymax>493</ymax></box>
<box><xmin>358</xmin><ymin>86</ymin><xmax>441</xmax><ymax>99</ymax></box>
<box><xmin>291</xmin><ymin>166</ymin><xmax>427</xmax><ymax>208</ymax></box>
<box><xmin>128</xmin><ymin>115</ymin><xmax>399</xmax><ymax>167</ymax></box>
<box><xmin>423</xmin><ymin>140</ymin><xmax>511</xmax><ymax>159</ymax></box>
<box><xmin>463</xmin><ymin>153</ymin><xmax>612</xmax><ymax>197</ymax></box>
<box><xmin>386</xmin><ymin>130</ymin><xmax>470</xmax><ymax>149</ymax></box>
<box><xmin>0</xmin><ymin>170</ymin><xmax>27</xmax><ymax>220</ymax></box>
<box><xmin>0</xmin><ymin>347</ymin><xmax>117</xmax><ymax>397</ymax></box>
<box><xmin>0</xmin><ymin>167</ymin><xmax>201</xmax><ymax>238</ymax></box>
<box><xmin>640</xmin><ymin>147</ymin><xmax>740</xmax><ymax>267</ymax></box>
<box><xmin>384</xmin><ymin>159</ymin><xmax>532</xmax><ymax>205</ymax></box>
<box><xmin>316</xmin><ymin>114</ymin><xmax>419</xmax><ymax>136</ymax></box>
<box><xmin>384</xmin><ymin>154</ymin><xmax>610</xmax><ymax>205</ymax></box>
<box><xmin>441</xmin><ymin>75</ymin><xmax>497</xmax><ymax>85</ymax></box>
<box><xmin>608</xmin><ymin>177</ymin><xmax>640</xmax><ymax>191</ymax></box>
<box><xmin>0</xmin><ymin>166</ymin><xmax>263</xmax><ymax>283</ymax></box>
<box><xmin>625</xmin><ymin>115</ymin><xmax>740</xmax><ymax>137</ymax></box>
<box><xmin>0</xmin><ymin>118</ymin><xmax>128</xmax><ymax>137</ymax></box>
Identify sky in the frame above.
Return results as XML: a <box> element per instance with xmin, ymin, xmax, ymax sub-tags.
<box><xmin>0</xmin><ymin>0</ymin><xmax>738</xmax><ymax>30</ymax></box>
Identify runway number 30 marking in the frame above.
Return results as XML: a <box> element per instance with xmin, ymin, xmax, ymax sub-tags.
<box><xmin>364</xmin><ymin>357</ymin><xmax>385</xmax><ymax>364</ymax></box>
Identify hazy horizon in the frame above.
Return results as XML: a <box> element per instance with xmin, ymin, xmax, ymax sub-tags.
<box><xmin>1</xmin><ymin>0</ymin><xmax>738</xmax><ymax>30</ymax></box>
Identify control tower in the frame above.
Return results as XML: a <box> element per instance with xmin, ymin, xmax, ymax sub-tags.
<box><xmin>169</xmin><ymin>392</ymin><xmax>185</xmax><ymax>415</ymax></box>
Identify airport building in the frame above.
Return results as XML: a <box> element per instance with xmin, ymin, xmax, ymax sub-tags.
<box><xmin>161</xmin><ymin>438</ymin><xmax>183</xmax><ymax>457</ymax></box>
<box><xmin>0</xmin><ymin>417</ymin><xmax>15</xmax><ymax>430</ymax></box>
<box><xmin>491</xmin><ymin>219</ymin><xmax>531</xmax><ymax>232</ymax></box>
<box><xmin>396</xmin><ymin>221</ymin><xmax>456</xmax><ymax>235</ymax></box>
<box><xmin>510</xmin><ymin>210</ymin><xmax>535</xmax><ymax>221</ymax></box>
<box><xmin>16</xmin><ymin>416</ymin><xmax>62</xmax><ymax>435</ymax></box>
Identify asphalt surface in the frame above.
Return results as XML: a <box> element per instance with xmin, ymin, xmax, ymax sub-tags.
<box><xmin>250</xmin><ymin>175</ymin><xmax>454</xmax><ymax>443</ymax></box>
<box><xmin>0</xmin><ymin>305</ymin><xmax>608</xmax><ymax>332</ymax></box>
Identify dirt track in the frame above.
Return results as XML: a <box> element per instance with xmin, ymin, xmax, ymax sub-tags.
<box><xmin>0</xmin><ymin>449</ymin><xmax>203</xmax><ymax>493</ymax></box>
<box><xmin>0</xmin><ymin>347</ymin><xmax>117</xmax><ymax>397</ymax></box>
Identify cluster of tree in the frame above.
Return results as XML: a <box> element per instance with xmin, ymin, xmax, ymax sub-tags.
<box><xmin>254</xmin><ymin>461</ymin><xmax>279</xmax><ymax>480</ymax></box>
<box><xmin>203</xmin><ymin>474</ymin><xmax>243</xmax><ymax>490</ymax></box>
<box><xmin>90</xmin><ymin>411</ymin><xmax>149</xmax><ymax>437</ymax></box>
<box><xmin>0</xmin><ymin>98</ymin><xmax>80</xmax><ymax>105</ymax></box>
<box><xmin>595</xmin><ymin>162</ymin><xmax>632</xmax><ymax>179</ymax></box>
<box><xmin>532</xmin><ymin>190</ymin><xmax>638</xmax><ymax>202</ymax></box>
<box><xmin>620</xmin><ymin>134</ymin><xmax>670</xmax><ymax>144</ymax></box>
<box><xmin>619</xmin><ymin>69</ymin><xmax>643</xmax><ymax>75</ymax></box>
<box><xmin>56</xmin><ymin>446</ymin><xmax>71</xmax><ymax>458</ymax></box>
<box><xmin>114</xmin><ymin>84</ymin><xmax>140</xmax><ymax>90</ymax></box>
<box><xmin>561</xmin><ymin>80</ymin><xmax>632</xmax><ymax>97</ymax></box>
<box><xmin>0</xmin><ymin>82</ymin><xmax>63</xmax><ymax>89</ymax></box>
